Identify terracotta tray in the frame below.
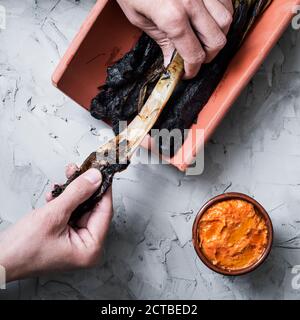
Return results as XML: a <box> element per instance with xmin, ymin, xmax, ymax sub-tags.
<box><xmin>52</xmin><ymin>0</ymin><xmax>300</xmax><ymax>171</ymax></box>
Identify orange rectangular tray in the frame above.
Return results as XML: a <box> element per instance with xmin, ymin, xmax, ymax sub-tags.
<box><xmin>52</xmin><ymin>0</ymin><xmax>300</xmax><ymax>171</ymax></box>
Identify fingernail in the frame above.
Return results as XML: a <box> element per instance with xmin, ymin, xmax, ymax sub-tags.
<box><xmin>83</xmin><ymin>168</ymin><xmax>102</xmax><ymax>185</ymax></box>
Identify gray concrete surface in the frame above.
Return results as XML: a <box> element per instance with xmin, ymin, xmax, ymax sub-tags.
<box><xmin>0</xmin><ymin>0</ymin><xmax>300</xmax><ymax>300</ymax></box>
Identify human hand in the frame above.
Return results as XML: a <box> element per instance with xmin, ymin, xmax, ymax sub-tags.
<box><xmin>0</xmin><ymin>165</ymin><xmax>113</xmax><ymax>282</ymax></box>
<box><xmin>117</xmin><ymin>0</ymin><xmax>233</xmax><ymax>79</ymax></box>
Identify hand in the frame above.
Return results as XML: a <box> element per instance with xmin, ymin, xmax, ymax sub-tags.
<box><xmin>117</xmin><ymin>0</ymin><xmax>233</xmax><ymax>79</ymax></box>
<box><xmin>0</xmin><ymin>165</ymin><xmax>113</xmax><ymax>282</ymax></box>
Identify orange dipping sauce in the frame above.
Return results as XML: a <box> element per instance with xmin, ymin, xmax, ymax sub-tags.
<box><xmin>198</xmin><ymin>199</ymin><xmax>268</xmax><ymax>271</ymax></box>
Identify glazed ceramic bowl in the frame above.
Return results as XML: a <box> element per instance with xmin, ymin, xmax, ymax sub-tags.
<box><xmin>52</xmin><ymin>0</ymin><xmax>300</xmax><ymax>171</ymax></box>
<box><xmin>192</xmin><ymin>192</ymin><xmax>273</xmax><ymax>276</ymax></box>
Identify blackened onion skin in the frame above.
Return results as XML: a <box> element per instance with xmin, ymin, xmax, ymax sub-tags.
<box><xmin>52</xmin><ymin>1</ymin><xmax>271</xmax><ymax>222</ymax></box>
<box><xmin>52</xmin><ymin>153</ymin><xmax>128</xmax><ymax>223</ymax></box>
<box><xmin>90</xmin><ymin>0</ymin><xmax>270</xmax><ymax>156</ymax></box>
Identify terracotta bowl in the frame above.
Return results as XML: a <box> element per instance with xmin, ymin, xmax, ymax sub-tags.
<box><xmin>52</xmin><ymin>0</ymin><xmax>300</xmax><ymax>171</ymax></box>
<box><xmin>192</xmin><ymin>192</ymin><xmax>273</xmax><ymax>276</ymax></box>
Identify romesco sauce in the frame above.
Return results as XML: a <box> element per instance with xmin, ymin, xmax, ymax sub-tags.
<box><xmin>198</xmin><ymin>199</ymin><xmax>268</xmax><ymax>271</ymax></box>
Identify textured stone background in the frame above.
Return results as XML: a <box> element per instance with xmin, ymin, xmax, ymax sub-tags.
<box><xmin>0</xmin><ymin>0</ymin><xmax>300</xmax><ymax>300</ymax></box>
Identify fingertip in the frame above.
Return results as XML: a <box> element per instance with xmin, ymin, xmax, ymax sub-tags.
<box><xmin>46</xmin><ymin>183</ymin><xmax>56</xmax><ymax>202</ymax></box>
<box><xmin>204</xmin><ymin>54</ymin><xmax>216</xmax><ymax>64</ymax></box>
<box><xmin>183</xmin><ymin>62</ymin><xmax>201</xmax><ymax>80</ymax></box>
<box><xmin>163</xmin><ymin>54</ymin><xmax>172</xmax><ymax>68</ymax></box>
<box><xmin>161</xmin><ymin>45</ymin><xmax>176</xmax><ymax>68</ymax></box>
<box><xmin>45</xmin><ymin>192</ymin><xmax>53</xmax><ymax>202</ymax></box>
<box><xmin>66</xmin><ymin>163</ymin><xmax>79</xmax><ymax>179</ymax></box>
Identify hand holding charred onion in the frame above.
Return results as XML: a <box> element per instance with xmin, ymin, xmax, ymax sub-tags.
<box><xmin>52</xmin><ymin>53</ymin><xmax>184</xmax><ymax>222</ymax></box>
<box><xmin>117</xmin><ymin>0</ymin><xmax>234</xmax><ymax>79</ymax></box>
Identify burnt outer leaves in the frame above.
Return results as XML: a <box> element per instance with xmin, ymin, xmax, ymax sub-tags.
<box><xmin>52</xmin><ymin>153</ymin><xmax>128</xmax><ymax>223</ymax></box>
<box><xmin>91</xmin><ymin>0</ymin><xmax>271</xmax><ymax>156</ymax></box>
<box><xmin>52</xmin><ymin>0</ymin><xmax>271</xmax><ymax>222</ymax></box>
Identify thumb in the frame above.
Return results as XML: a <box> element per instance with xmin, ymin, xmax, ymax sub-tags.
<box><xmin>52</xmin><ymin>168</ymin><xmax>102</xmax><ymax>221</ymax></box>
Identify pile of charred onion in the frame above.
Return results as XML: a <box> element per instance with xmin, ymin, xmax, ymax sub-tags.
<box><xmin>53</xmin><ymin>0</ymin><xmax>272</xmax><ymax>221</ymax></box>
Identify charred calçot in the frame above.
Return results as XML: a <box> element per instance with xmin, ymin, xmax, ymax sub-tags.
<box><xmin>51</xmin><ymin>52</ymin><xmax>184</xmax><ymax>222</ymax></box>
<box><xmin>52</xmin><ymin>153</ymin><xmax>128</xmax><ymax>223</ymax></box>
<box><xmin>91</xmin><ymin>0</ymin><xmax>271</xmax><ymax>156</ymax></box>
<box><xmin>52</xmin><ymin>0</ymin><xmax>271</xmax><ymax>221</ymax></box>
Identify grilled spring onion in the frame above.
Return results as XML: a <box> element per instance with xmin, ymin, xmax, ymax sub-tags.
<box><xmin>53</xmin><ymin>0</ymin><xmax>272</xmax><ymax>221</ymax></box>
<box><xmin>90</xmin><ymin>0</ymin><xmax>272</xmax><ymax>157</ymax></box>
<box><xmin>52</xmin><ymin>53</ymin><xmax>184</xmax><ymax>223</ymax></box>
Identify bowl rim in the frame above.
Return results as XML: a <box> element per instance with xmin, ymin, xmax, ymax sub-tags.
<box><xmin>192</xmin><ymin>192</ymin><xmax>273</xmax><ymax>276</ymax></box>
